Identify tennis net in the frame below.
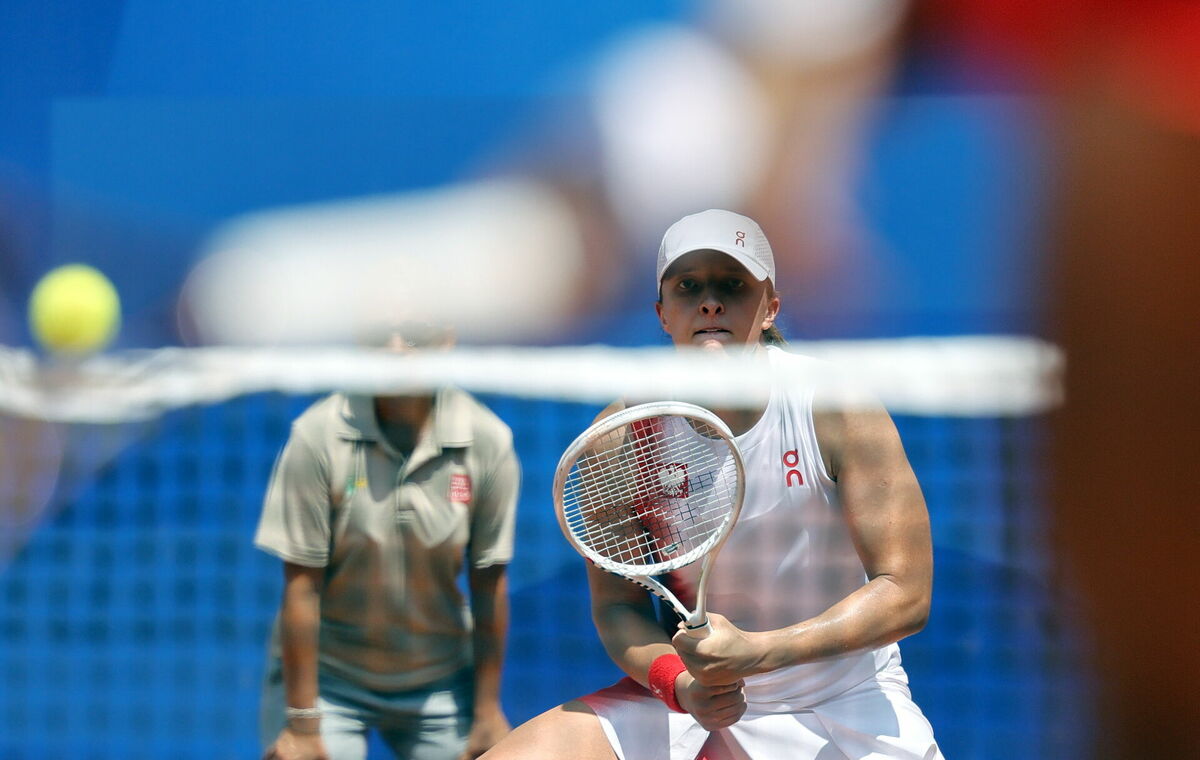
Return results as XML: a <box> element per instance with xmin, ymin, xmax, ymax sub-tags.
<box><xmin>0</xmin><ymin>336</ymin><xmax>1088</xmax><ymax>759</ymax></box>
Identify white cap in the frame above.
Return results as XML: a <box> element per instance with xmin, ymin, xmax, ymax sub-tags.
<box><xmin>656</xmin><ymin>209</ymin><xmax>775</xmax><ymax>288</ymax></box>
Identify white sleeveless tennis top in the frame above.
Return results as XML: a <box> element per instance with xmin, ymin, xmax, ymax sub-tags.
<box><xmin>674</xmin><ymin>345</ymin><xmax>903</xmax><ymax>709</ymax></box>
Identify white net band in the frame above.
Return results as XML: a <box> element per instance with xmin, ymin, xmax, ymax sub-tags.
<box><xmin>0</xmin><ymin>335</ymin><xmax>1062</xmax><ymax>423</ymax></box>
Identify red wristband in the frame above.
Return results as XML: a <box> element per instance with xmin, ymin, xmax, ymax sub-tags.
<box><xmin>647</xmin><ymin>653</ymin><xmax>688</xmax><ymax>713</ymax></box>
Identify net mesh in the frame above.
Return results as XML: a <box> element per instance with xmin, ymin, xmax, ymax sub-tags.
<box><xmin>559</xmin><ymin>409</ymin><xmax>739</xmax><ymax>573</ymax></box>
<box><xmin>0</xmin><ymin>338</ymin><xmax>1090</xmax><ymax>759</ymax></box>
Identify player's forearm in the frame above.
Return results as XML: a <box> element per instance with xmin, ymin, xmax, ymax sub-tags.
<box><xmin>757</xmin><ymin>574</ymin><xmax>929</xmax><ymax>672</ymax></box>
<box><xmin>588</xmin><ymin>562</ymin><xmax>677</xmax><ymax>686</ymax></box>
<box><xmin>593</xmin><ymin>600</ymin><xmax>676</xmax><ymax>687</ymax></box>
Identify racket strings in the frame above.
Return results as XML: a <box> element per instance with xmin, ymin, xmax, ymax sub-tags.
<box><xmin>561</xmin><ymin>416</ymin><xmax>737</xmax><ymax>569</ymax></box>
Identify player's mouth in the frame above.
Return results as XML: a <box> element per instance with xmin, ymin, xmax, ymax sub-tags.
<box><xmin>692</xmin><ymin>328</ymin><xmax>733</xmax><ymax>349</ymax></box>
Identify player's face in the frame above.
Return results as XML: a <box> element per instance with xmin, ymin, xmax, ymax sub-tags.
<box><xmin>656</xmin><ymin>250</ymin><xmax>779</xmax><ymax>353</ymax></box>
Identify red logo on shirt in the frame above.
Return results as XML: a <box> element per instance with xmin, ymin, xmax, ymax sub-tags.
<box><xmin>450</xmin><ymin>474</ymin><xmax>472</xmax><ymax>503</ymax></box>
<box><xmin>783</xmin><ymin>450</ymin><xmax>804</xmax><ymax>487</ymax></box>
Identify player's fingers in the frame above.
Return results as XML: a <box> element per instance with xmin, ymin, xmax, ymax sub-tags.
<box><xmin>691</xmin><ymin>667</ymin><xmax>740</xmax><ymax>688</ymax></box>
<box><xmin>712</xmin><ymin>696</ymin><xmax>748</xmax><ymax>721</ymax></box>
<box><xmin>670</xmin><ymin>627</ymin><xmax>699</xmax><ymax>652</ymax></box>
<box><xmin>711</xmin><ymin>687</ymin><xmax>746</xmax><ymax>710</ymax></box>
<box><xmin>697</xmin><ymin>704</ymin><xmax>745</xmax><ymax>732</ymax></box>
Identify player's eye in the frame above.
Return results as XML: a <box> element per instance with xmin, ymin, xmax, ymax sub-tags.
<box><xmin>676</xmin><ymin>278</ymin><xmax>697</xmax><ymax>291</ymax></box>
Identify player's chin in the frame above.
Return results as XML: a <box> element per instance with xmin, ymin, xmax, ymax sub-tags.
<box><xmin>691</xmin><ymin>333</ymin><xmax>733</xmax><ymax>352</ymax></box>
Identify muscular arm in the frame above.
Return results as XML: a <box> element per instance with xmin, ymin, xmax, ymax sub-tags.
<box><xmin>675</xmin><ymin>401</ymin><xmax>933</xmax><ymax>684</ymax></box>
<box><xmin>765</xmin><ymin>404</ymin><xmax>931</xmax><ymax>663</ymax></box>
<box><xmin>589</xmin><ymin>562</ymin><xmax>677</xmax><ymax>680</ymax></box>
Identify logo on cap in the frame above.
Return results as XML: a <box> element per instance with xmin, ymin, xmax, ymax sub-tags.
<box><xmin>735</xmin><ymin>230</ymin><xmax>746</xmax><ymax>247</ymax></box>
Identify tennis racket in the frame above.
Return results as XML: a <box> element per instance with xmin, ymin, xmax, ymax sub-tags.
<box><xmin>553</xmin><ymin>401</ymin><xmax>745</xmax><ymax>637</ymax></box>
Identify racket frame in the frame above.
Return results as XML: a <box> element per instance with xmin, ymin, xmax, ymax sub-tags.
<box><xmin>552</xmin><ymin>401</ymin><xmax>745</xmax><ymax>632</ymax></box>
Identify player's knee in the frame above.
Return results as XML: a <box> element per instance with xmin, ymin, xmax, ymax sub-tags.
<box><xmin>479</xmin><ymin>701</ymin><xmax>613</xmax><ymax>760</ymax></box>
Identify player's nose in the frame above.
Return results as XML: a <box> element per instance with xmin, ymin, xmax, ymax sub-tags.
<box><xmin>699</xmin><ymin>293</ymin><xmax>724</xmax><ymax>315</ymax></box>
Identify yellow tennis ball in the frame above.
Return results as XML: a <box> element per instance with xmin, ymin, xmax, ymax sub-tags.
<box><xmin>28</xmin><ymin>264</ymin><xmax>121</xmax><ymax>355</ymax></box>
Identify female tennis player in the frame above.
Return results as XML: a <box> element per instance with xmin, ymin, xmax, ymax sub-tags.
<box><xmin>481</xmin><ymin>209</ymin><xmax>941</xmax><ymax>760</ymax></box>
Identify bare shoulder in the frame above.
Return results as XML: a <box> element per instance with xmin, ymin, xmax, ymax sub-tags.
<box><xmin>812</xmin><ymin>389</ymin><xmax>899</xmax><ymax>481</ymax></box>
<box><xmin>579</xmin><ymin>399</ymin><xmax>629</xmax><ymax>458</ymax></box>
<box><xmin>592</xmin><ymin>398</ymin><xmax>627</xmax><ymax>425</ymax></box>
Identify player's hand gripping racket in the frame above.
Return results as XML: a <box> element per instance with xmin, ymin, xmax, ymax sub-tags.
<box><xmin>553</xmin><ymin>401</ymin><xmax>745</xmax><ymax>638</ymax></box>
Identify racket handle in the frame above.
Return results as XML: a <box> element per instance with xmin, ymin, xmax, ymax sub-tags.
<box><xmin>682</xmin><ymin>617</ymin><xmax>711</xmax><ymax>639</ymax></box>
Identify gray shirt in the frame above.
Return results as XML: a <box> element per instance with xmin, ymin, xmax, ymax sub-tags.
<box><xmin>254</xmin><ymin>388</ymin><xmax>520</xmax><ymax>691</ymax></box>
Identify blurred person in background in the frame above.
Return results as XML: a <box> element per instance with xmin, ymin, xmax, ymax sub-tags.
<box><xmin>570</xmin><ymin>0</ymin><xmax>911</xmax><ymax>330</ymax></box>
<box><xmin>255</xmin><ymin>321</ymin><xmax>521</xmax><ymax>760</ymax></box>
<box><xmin>1042</xmin><ymin>8</ymin><xmax>1200</xmax><ymax>759</ymax></box>
<box><xmin>917</xmin><ymin>0</ymin><xmax>1200</xmax><ymax>756</ymax></box>
<box><xmin>181</xmin><ymin>0</ymin><xmax>913</xmax><ymax>347</ymax></box>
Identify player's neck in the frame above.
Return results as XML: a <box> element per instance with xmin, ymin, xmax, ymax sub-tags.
<box><xmin>709</xmin><ymin>342</ymin><xmax>770</xmax><ymax>435</ymax></box>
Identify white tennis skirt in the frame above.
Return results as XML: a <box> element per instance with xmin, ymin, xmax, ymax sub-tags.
<box><xmin>578</xmin><ymin>659</ymin><xmax>943</xmax><ymax>760</ymax></box>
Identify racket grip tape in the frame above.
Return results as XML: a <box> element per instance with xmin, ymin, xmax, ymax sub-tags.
<box><xmin>647</xmin><ymin>653</ymin><xmax>689</xmax><ymax>713</ymax></box>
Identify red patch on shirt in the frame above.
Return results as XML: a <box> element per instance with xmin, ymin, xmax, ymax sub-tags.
<box><xmin>450</xmin><ymin>474</ymin><xmax>472</xmax><ymax>503</ymax></box>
